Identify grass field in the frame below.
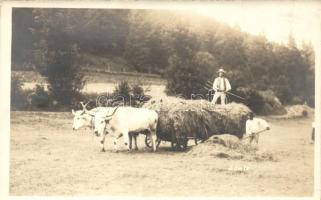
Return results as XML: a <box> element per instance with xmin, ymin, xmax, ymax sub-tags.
<box><xmin>14</xmin><ymin>69</ymin><xmax>166</xmax><ymax>93</ymax></box>
<box><xmin>10</xmin><ymin>111</ymin><xmax>314</xmax><ymax>196</ymax></box>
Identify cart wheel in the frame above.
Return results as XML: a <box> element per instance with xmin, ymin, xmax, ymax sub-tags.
<box><xmin>145</xmin><ymin>136</ymin><xmax>161</xmax><ymax>148</ymax></box>
<box><xmin>145</xmin><ymin>135</ymin><xmax>152</xmax><ymax>148</ymax></box>
<box><xmin>174</xmin><ymin>136</ymin><xmax>188</xmax><ymax>151</ymax></box>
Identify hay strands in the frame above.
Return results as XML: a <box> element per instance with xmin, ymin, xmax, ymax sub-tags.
<box><xmin>143</xmin><ymin>97</ymin><xmax>252</xmax><ymax>151</ymax></box>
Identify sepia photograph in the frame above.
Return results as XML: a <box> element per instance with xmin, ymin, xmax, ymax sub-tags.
<box><xmin>1</xmin><ymin>0</ymin><xmax>320</xmax><ymax>198</ymax></box>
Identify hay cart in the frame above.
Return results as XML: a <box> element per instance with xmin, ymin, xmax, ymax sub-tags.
<box><xmin>143</xmin><ymin>97</ymin><xmax>251</xmax><ymax>151</ymax></box>
<box><xmin>145</xmin><ymin>123</ymin><xmax>203</xmax><ymax>150</ymax></box>
<box><xmin>144</xmin><ymin>133</ymin><xmax>199</xmax><ymax>151</ymax></box>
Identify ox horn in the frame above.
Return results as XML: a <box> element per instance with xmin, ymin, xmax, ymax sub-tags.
<box><xmin>80</xmin><ymin>101</ymin><xmax>90</xmax><ymax>110</ymax></box>
<box><xmin>105</xmin><ymin>106</ymin><xmax>120</xmax><ymax>118</ymax></box>
<box><xmin>80</xmin><ymin>101</ymin><xmax>95</xmax><ymax>116</ymax></box>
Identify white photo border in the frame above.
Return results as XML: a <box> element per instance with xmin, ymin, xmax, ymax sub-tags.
<box><xmin>1</xmin><ymin>1</ymin><xmax>320</xmax><ymax>200</ymax></box>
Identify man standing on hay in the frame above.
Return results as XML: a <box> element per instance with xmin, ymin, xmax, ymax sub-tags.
<box><xmin>211</xmin><ymin>68</ymin><xmax>231</xmax><ymax>105</ymax></box>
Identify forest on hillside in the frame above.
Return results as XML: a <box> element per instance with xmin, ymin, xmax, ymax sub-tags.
<box><xmin>12</xmin><ymin>8</ymin><xmax>315</xmax><ymax>107</ymax></box>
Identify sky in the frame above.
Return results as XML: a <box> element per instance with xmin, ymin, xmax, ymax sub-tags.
<box><xmin>0</xmin><ymin>1</ymin><xmax>320</xmax><ymax>48</ymax></box>
<box><xmin>190</xmin><ymin>1</ymin><xmax>321</xmax><ymax>47</ymax></box>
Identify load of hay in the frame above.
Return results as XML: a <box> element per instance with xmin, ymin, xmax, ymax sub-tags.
<box><xmin>283</xmin><ymin>104</ymin><xmax>314</xmax><ymax>119</ymax></box>
<box><xmin>187</xmin><ymin>135</ymin><xmax>277</xmax><ymax>162</ymax></box>
<box><xmin>143</xmin><ymin>96</ymin><xmax>251</xmax><ymax>148</ymax></box>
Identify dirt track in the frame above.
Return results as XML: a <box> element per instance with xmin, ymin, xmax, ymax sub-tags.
<box><xmin>10</xmin><ymin>111</ymin><xmax>314</xmax><ymax>196</ymax></box>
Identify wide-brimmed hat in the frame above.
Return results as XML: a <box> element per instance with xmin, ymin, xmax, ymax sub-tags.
<box><xmin>218</xmin><ymin>68</ymin><xmax>226</xmax><ymax>74</ymax></box>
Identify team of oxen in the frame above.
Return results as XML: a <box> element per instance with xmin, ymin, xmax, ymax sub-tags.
<box><xmin>72</xmin><ymin>102</ymin><xmax>271</xmax><ymax>152</ymax></box>
<box><xmin>72</xmin><ymin>102</ymin><xmax>159</xmax><ymax>152</ymax></box>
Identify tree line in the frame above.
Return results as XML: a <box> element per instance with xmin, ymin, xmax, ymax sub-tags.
<box><xmin>12</xmin><ymin>8</ymin><xmax>315</xmax><ymax>107</ymax></box>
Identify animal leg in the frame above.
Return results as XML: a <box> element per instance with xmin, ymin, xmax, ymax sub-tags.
<box><xmin>150</xmin><ymin>131</ymin><xmax>157</xmax><ymax>152</ymax></box>
<box><xmin>122</xmin><ymin>131</ymin><xmax>130</xmax><ymax>151</ymax></box>
<box><xmin>100</xmin><ymin>134</ymin><xmax>106</xmax><ymax>152</ymax></box>
<box><xmin>133</xmin><ymin>134</ymin><xmax>138</xmax><ymax>150</ymax></box>
<box><xmin>113</xmin><ymin>138</ymin><xmax>118</xmax><ymax>152</ymax></box>
<box><xmin>129</xmin><ymin>133</ymin><xmax>133</xmax><ymax>150</ymax></box>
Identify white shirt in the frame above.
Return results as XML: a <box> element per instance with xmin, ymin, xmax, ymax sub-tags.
<box><xmin>246</xmin><ymin>118</ymin><xmax>270</xmax><ymax>135</ymax></box>
<box><xmin>213</xmin><ymin>77</ymin><xmax>231</xmax><ymax>92</ymax></box>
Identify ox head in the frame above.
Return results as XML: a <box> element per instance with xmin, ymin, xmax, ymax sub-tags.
<box><xmin>72</xmin><ymin>102</ymin><xmax>94</xmax><ymax>130</ymax></box>
<box><xmin>93</xmin><ymin>107</ymin><xmax>119</xmax><ymax>137</ymax></box>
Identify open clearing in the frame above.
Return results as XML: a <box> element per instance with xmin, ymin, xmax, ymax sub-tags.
<box><xmin>10</xmin><ymin>111</ymin><xmax>314</xmax><ymax>196</ymax></box>
<box><xmin>15</xmin><ymin>70</ymin><xmax>167</xmax><ymax>97</ymax></box>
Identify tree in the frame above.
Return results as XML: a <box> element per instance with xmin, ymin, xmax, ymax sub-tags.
<box><xmin>300</xmin><ymin>41</ymin><xmax>315</xmax><ymax>106</ymax></box>
<box><xmin>13</xmin><ymin>8</ymin><xmax>315</xmax><ymax>107</ymax></box>
<box><xmin>12</xmin><ymin>8</ymin><xmax>35</xmax><ymax>70</ymax></box>
<box><xmin>46</xmin><ymin>44</ymin><xmax>84</xmax><ymax>105</ymax></box>
<box><xmin>124</xmin><ymin>11</ymin><xmax>170</xmax><ymax>74</ymax></box>
<box><xmin>11</xmin><ymin>75</ymin><xmax>27</xmax><ymax>109</ymax></box>
<box><xmin>31</xmin><ymin>9</ymin><xmax>85</xmax><ymax>106</ymax></box>
<box><xmin>165</xmin><ymin>26</ymin><xmax>218</xmax><ymax>99</ymax></box>
<box><xmin>243</xmin><ymin>35</ymin><xmax>275</xmax><ymax>90</ymax></box>
<box><xmin>166</xmin><ymin>51</ymin><xmax>217</xmax><ymax>99</ymax></box>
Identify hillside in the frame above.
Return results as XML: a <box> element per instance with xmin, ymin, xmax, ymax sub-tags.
<box><xmin>12</xmin><ymin>52</ymin><xmax>167</xmax><ymax>97</ymax></box>
<box><xmin>77</xmin><ymin>53</ymin><xmax>133</xmax><ymax>73</ymax></box>
<box><xmin>11</xmin><ymin>8</ymin><xmax>314</xmax><ymax>105</ymax></box>
<box><xmin>13</xmin><ymin>52</ymin><xmax>166</xmax><ymax>85</ymax></box>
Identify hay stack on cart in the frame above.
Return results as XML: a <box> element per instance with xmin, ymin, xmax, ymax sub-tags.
<box><xmin>143</xmin><ymin>96</ymin><xmax>251</xmax><ymax>150</ymax></box>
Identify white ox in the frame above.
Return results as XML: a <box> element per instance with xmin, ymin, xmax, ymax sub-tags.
<box><xmin>94</xmin><ymin>106</ymin><xmax>158</xmax><ymax>152</ymax></box>
<box><xmin>72</xmin><ymin>102</ymin><xmax>141</xmax><ymax>150</ymax></box>
<box><xmin>72</xmin><ymin>106</ymin><xmax>112</xmax><ymax>130</ymax></box>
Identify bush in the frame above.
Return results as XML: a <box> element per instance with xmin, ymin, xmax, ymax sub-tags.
<box><xmin>233</xmin><ymin>87</ymin><xmax>264</xmax><ymax>114</ymax></box>
<box><xmin>83</xmin><ymin>81</ymin><xmax>150</xmax><ymax>107</ymax></box>
<box><xmin>131</xmin><ymin>84</ymin><xmax>147</xmax><ymax>107</ymax></box>
<box><xmin>11</xmin><ymin>77</ymin><xmax>53</xmax><ymax>111</ymax></box>
<box><xmin>28</xmin><ymin>84</ymin><xmax>51</xmax><ymax>108</ymax></box>
<box><xmin>232</xmin><ymin>88</ymin><xmax>286</xmax><ymax>115</ymax></box>
<box><xmin>112</xmin><ymin>81</ymin><xmax>131</xmax><ymax>106</ymax></box>
<box><xmin>11</xmin><ymin>76</ymin><xmax>28</xmax><ymax>110</ymax></box>
<box><xmin>132</xmin><ymin>84</ymin><xmax>144</xmax><ymax>97</ymax></box>
<box><xmin>258</xmin><ymin>90</ymin><xmax>287</xmax><ymax>115</ymax></box>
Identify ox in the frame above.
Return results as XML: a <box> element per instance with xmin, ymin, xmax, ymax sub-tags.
<box><xmin>72</xmin><ymin>102</ymin><xmax>141</xmax><ymax>150</ymax></box>
<box><xmin>72</xmin><ymin>102</ymin><xmax>114</xmax><ymax>130</ymax></box>
<box><xmin>93</xmin><ymin>106</ymin><xmax>158</xmax><ymax>152</ymax></box>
